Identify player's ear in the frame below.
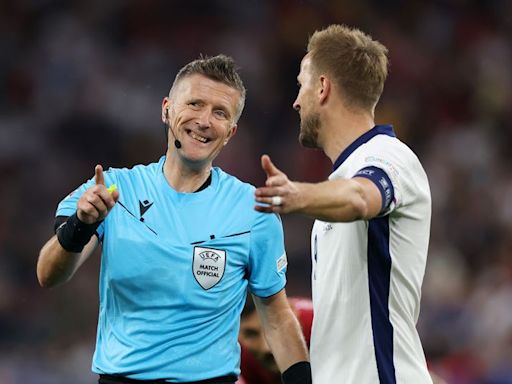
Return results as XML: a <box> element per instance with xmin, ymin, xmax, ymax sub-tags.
<box><xmin>319</xmin><ymin>75</ymin><xmax>331</xmax><ymax>105</ymax></box>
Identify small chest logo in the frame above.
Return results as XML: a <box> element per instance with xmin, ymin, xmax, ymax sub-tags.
<box><xmin>192</xmin><ymin>247</ymin><xmax>226</xmax><ymax>290</ymax></box>
<box><xmin>139</xmin><ymin>199</ymin><xmax>153</xmax><ymax>218</ymax></box>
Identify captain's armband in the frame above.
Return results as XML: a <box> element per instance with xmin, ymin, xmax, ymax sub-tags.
<box><xmin>353</xmin><ymin>166</ymin><xmax>394</xmax><ymax>214</ymax></box>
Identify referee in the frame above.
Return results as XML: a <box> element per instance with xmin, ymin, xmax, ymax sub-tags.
<box><xmin>37</xmin><ymin>55</ymin><xmax>310</xmax><ymax>384</ymax></box>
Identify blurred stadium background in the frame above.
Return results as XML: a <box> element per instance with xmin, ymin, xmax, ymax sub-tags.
<box><xmin>1</xmin><ymin>0</ymin><xmax>511</xmax><ymax>383</ymax></box>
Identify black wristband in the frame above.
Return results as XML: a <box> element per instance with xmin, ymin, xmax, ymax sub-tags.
<box><xmin>282</xmin><ymin>361</ymin><xmax>312</xmax><ymax>384</ymax></box>
<box><xmin>56</xmin><ymin>213</ymin><xmax>100</xmax><ymax>253</ymax></box>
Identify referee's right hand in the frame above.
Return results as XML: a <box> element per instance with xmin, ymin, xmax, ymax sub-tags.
<box><xmin>77</xmin><ymin>164</ymin><xmax>119</xmax><ymax>224</ymax></box>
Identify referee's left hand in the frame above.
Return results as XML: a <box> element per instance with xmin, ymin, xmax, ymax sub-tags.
<box><xmin>254</xmin><ymin>154</ymin><xmax>302</xmax><ymax>214</ymax></box>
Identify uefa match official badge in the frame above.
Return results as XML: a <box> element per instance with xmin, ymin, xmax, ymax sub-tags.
<box><xmin>192</xmin><ymin>247</ymin><xmax>226</xmax><ymax>290</ymax></box>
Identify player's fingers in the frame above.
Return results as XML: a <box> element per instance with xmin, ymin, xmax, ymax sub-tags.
<box><xmin>254</xmin><ymin>204</ymin><xmax>271</xmax><ymax>213</ymax></box>
<box><xmin>255</xmin><ymin>205</ymin><xmax>271</xmax><ymax>213</ymax></box>
<box><xmin>254</xmin><ymin>204</ymin><xmax>282</xmax><ymax>214</ymax></box>
<box><xmin>261</xmin><ymin>155</ymin><xmax>283</xmax><ymax>178</ymax></box>
<box><xmin>255</xmin><ymin>186</ymin><xmax>284</xmax><ymax>198</ymax></box>
<box><xmin>265</xmin><ymin>174</ymin><xmax>287</xmax><ymax>188</ymax></box>
<box><xmin>255</xmin><ymin>195</ymin><xmax>283</xmax><ymax>206</ymax></box>
<box><xmin>95</xmin><ymin>164</ymin><xmax>105</xmax><ymax>186</ymax></box>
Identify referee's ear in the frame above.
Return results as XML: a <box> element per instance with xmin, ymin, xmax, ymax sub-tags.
<box><xmin>223</xmin><ymin>125</ymin><xmax>237</xmax><ymax>146</ymax></box>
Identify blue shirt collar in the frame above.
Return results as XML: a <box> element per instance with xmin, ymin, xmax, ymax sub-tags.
<box><xmin>332</xmin><ymin>124</ymin><xmax>395</xmax><ymax>171</ymax></box>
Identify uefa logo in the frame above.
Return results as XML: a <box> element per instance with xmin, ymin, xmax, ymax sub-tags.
<box><xmin>192</xmin><ymin>246</ymin><xmax>226</xmax><ymax>290</ymax></box>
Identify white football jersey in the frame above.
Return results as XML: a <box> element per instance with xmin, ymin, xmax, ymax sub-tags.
<box><xmin>310</xmin><ymin>125</ymin><xmax>432</xmax><ymax>384</ymax></box>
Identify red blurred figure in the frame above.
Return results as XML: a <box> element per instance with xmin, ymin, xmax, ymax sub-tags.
<box><xmin>238</xmin><ymin>297</ymin><xmax>313</xmax><ymax>384</ymax></box>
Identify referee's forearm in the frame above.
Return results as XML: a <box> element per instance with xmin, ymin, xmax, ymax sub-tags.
<box><xmin>37</xmin><ymin>234</ymin><xmax>96</xmax><ymax>287</ymax></box>
<box><xmin>264</xmin><ymin>310</ymin><xmax>309</xmax><ymax>372</ymax></box>
<box><xmin>37</xmin><ymin>236</ymin><xmax>81</xmax><ymax>287</ymax></box>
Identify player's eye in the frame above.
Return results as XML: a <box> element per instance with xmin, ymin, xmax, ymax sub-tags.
<box><xmin>242</xmin><ymin>329</ymin><xmax>259</xmax><ymax>339</ymax></box>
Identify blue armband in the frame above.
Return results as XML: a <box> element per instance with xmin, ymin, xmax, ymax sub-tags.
<box><xmin>353</xmin><ymin>166</ymin><xmax>394</xmax><ymax>214</ymax></box>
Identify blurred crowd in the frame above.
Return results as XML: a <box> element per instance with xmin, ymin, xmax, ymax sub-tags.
<box><xmin>1</xmin><ymin>0</ymin><xmax>511</xmax><ymax>383</ymax></box>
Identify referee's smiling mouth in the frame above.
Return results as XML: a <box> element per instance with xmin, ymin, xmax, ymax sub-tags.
<box><xmin>185</xmin><ymin>129</ymin><xmax>211</xmax><ymax>143</ymax></box>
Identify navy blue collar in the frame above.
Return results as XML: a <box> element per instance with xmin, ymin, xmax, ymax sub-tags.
<box><xmin>332</xmin><ymin>125</ymin><xmax>395</xmax><ymax>171</ymax></box>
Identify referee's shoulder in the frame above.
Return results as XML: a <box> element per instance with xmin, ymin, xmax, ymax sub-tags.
<box><xmin>104</xmin><ymin>159</ymin><xmax>161</xmax><ymax>178</ymax></box>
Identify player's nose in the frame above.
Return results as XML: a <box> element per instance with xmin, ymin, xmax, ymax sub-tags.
<box><xmin>259</xmin><ymin>337</ymin><xmax>272</xmax><ymax>354</ymax></box>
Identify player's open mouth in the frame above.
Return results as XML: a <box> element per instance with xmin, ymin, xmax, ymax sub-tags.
<box><xmin>186</xmin><ymin>130</ymin><xmax>210</xmax><ymax>143</ymax></box>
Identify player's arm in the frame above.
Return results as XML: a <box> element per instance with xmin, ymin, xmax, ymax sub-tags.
<box><xmin>255</xmin><ymin>154</ymin><xmax>384</xmax><ymax>222</ymax></box>
<box><xmin>253</xmin><ymin>289</ymin><xmax>311</xmax><ymax>384</ymax></box>
<box><xmin>37</xmin><ymin>165</ymin><xmax>119</xmax><ymax>288</ymax></box>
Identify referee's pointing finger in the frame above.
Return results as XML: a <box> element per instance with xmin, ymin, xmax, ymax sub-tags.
<box><xmin>95</xmin><ymin>164</ymin><xmax>105</xmax><ymax>186</ymax></box>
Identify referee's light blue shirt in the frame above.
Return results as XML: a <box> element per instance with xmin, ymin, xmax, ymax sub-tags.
<box><xmin>56</xmin><ymin>156</ymin><xmax>287</xmax><ymax>382</ymax></box>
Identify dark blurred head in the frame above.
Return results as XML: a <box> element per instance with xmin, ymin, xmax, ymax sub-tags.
<box><xmin>239</xmin><ymin>295</ymin><xmax>279</xmax><ymax>374</ymax></box>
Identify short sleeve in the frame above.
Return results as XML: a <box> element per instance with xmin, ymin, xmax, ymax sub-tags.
<box><xmin>247</xmin><ymin>212</ymin><xmax>287</xmax><ymax>297</ymax></box>
<box><xmin>348</xmin><ymin>139</ymin><xmax>429</xmax><ymax>216</ymax></box>
<box><xmin>350</xmin><ymin>148</ymin><xmax>406</xmax><ymax>215</ymax></box>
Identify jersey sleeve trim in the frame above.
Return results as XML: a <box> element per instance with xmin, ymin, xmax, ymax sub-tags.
<box><xmin>249</xmin><ymin>280</ymin><xmax>286</xmax><ymax>298</ymax></box>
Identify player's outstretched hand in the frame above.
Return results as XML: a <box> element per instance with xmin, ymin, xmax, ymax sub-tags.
<box><xmin>77</xmin><ymin>165</ymin><xmax>119</xmax><ymax>224</ymax></box>
<box><xmin>255</xmin><ymin>154</ymin><xmax>302</xmax><ymax>214</ymax></box>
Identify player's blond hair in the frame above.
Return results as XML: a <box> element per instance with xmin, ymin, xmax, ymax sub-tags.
<box><xmin>307</xmin><ymin>24</ymin><xmax>389</xmax><ymax>111</ymax></box>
